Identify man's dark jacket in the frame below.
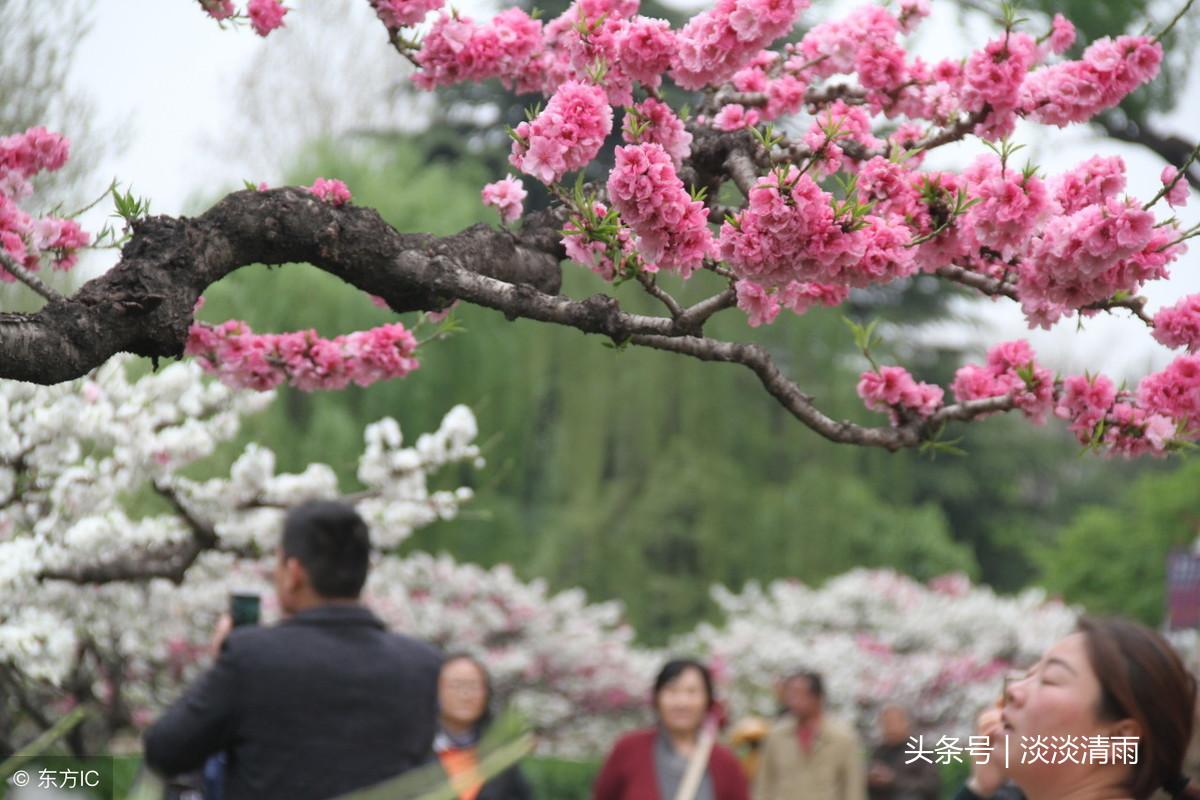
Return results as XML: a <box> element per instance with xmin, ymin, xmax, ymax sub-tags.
<box><xmin>143</xmin><ymin>604</ymin><xmax>442</xmax><ymax>800</ymax></box>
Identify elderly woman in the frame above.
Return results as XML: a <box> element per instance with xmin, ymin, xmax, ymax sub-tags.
<box><xmin>434</xmin><ymin>654</ymin><xmax>533</xmax><ymax>800</ymax></box>
<box><xmin>959</xmin><ymin>616</ymin><xmax>1198</xmax><ymax>800</ymax></box>
<box><xmin>593</xmin><ymin>658</ymin><xmax>749</xmax><ymax>800</ymax></box>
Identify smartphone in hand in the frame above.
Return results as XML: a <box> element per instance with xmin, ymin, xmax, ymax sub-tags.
<box><xmin>230</xmin><ymin>592</ymin><xmax>261</xmax><ymax>627</ymax></box>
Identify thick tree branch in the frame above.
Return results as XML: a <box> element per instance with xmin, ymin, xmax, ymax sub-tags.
<box><xmin>0</xmin><ymin>185</ymin><xmax>1032</xmax><ymax>459</ymax></box>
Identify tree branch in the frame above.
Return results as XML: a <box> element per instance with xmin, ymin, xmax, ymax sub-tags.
<box><xmin>1094</xmin><ymin>111</ymin><xmax>1200</xmax><ymax>192</ymax></box>
<box><xmin>0</xmin><ymin>250</ymin><xmax>66</xmax><ymax>303</ymax></box>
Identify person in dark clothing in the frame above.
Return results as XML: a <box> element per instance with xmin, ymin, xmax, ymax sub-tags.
<box><xmin>867</xmin><ymin>706</ymin><xmax>939</xmax><ymax>800</ymax></box>
<box><xmin>432</xmin><ymin>653</ymin><xmax>533</xmax><ymax>800</ymax></box>
<box><xmin>142</xmin><ymin>500</ymin><xmax>442</xmax><ymax>800</ymax></box>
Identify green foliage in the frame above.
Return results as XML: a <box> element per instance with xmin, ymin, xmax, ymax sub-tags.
<box><xmin>1036</xmin><ymin>457</ymin><xmax>1200</xmax><ymax>624</ymax></box>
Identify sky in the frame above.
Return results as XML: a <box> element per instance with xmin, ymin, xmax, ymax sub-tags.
<box><xmin>65</xmin><ymin>0</ymin><xmax>1200</xmax><ymax>379</ymax></box>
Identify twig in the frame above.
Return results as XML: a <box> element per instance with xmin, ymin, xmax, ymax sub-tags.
<box><xmin>636</xmin><ymin>272</ymin><xmax>684</xmax><ymax>318</ymax></box>
<box><xmin>0</xmin><ymin>251</ymin><xmax>65</xmax><ymax>302</ymax></box>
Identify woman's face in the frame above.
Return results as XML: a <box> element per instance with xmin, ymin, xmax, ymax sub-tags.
<box><xmin>439</xmin><ymin>658</ymin><xmax>489</xmax><ymax>730</ymax></box>
<box><xmin>1003</xmin><ymin>633</ymin><xmax>1135</xmax><ymax>794</ymax></box>
<box><xmin>655</xmin><ymin>667</ymin><xmax>710</xmax><ymax>737</ymax></box>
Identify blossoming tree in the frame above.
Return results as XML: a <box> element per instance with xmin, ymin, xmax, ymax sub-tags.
<box><xmin>683</xmin><ymin>569</ymin><xmax>1078</xmax><ymax>738</ymax></box>
<box><xmin>0</xmin><ymin>360</ymin><xmax>651</xmax><ymax>755</ymax></box>
<box><xmin>0</xmin><ymin>0</ymin><xmax>1198</xmax><ymax>459</ymax></box>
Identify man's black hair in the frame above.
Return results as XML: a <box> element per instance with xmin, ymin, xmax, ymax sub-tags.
<box><xmin>281</xmin><ymin>501</ymin><xmax>370</xmax><ymax>598</ymax></box>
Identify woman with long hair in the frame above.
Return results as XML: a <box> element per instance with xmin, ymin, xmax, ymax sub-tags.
<box><xmin>959</xmin><ymin>616</ymin><xmax>1198</xmax><ymax>800</ymax></box>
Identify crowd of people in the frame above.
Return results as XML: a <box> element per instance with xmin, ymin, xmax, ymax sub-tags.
<box><xmin>142</xmin><ymin>501</ymin><xmax>1200</xmax><ymax>800</ymax></box>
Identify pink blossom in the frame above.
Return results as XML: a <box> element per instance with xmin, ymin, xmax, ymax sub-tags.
<box><xmin>0</xmin><ymin>126</ymin><xmax>70</xmax><ymax>179</ymax></box>
<box><xmin>1021</xmin><ymin>36</ymin><xmax>1162</xmax><ymax>127</ymax></box>
<box><xmin>1019</xmin><ymin>197</ymin><xmax>1157</xmax><ymax>312</ymax></box>
<box><xmin>33</xmin><ymin>217</ymin><xmax>90</xmax><ymax>271</ymax></box>
<box><xmin>622</xmin><ymin>99</ymin><xmax>691</xmax><ymax>168</ymax></box>
<box><xmin>1049</xmin><ymin>155</ymin><xmax>1126</xmax><ymax>214</ymax></box>
<box><xmin>670</xmin><ymin>0</ymin><xmax>810</xmax><ymax>90</ymax></box>
<box><xmin>1047</xmin><ymin>14</ymin><xmax>1076</xmax><ymax>55</ymax></box>
<box><xmin>961</xmin><ymin>153</ymin><xmax>1049</xmax><ymax>260</ymax></box>
<box><xmin>1054</xmin><ymin>373</ymin><xmax>1116</xmax><ymax>439</ymax></box>
<box><xmin>779</xmin><ymin>281</ymin><xmax>849</xmax><ymax>314</ymax></box>
<box><xmin>961</xmin><ymin>32</ymin><xmax>1038</xmax><ymax>140</ymax></box>
<box><xmin>1153</xmin><ymin>294</ymin><xmax>1200</xmax><ymax>353</ymax></box>
<box><xmin>371</xmin><ymin>0</ymin><xmax>444</xmax><ymax>28</ymax></box>
<box><xmin>414</xmin><ymin>9</ymin><xmax>543</xmax><ymax>91</ymax></box>
<box><xmin>735</xmin><ymin>281</ymin><xmax>781</xmax><ymax>327</ymax></box>
<box><xmin>186</xmin><ymin>319</ymin><xmax>420</xmax><ymax>391</ymax></box>
<box><xmin>510</xmin><ymin>81</ymin><xmax>612</xmax><ymax>185</ymax></box>
<box><xmin>306</xmin><ymin>177</ymin><xmax>352</xmax><ymax>206</ymax></box>
<box><xmin>246</xmin><ymin>0</ymin><xmax>288</xmax><ymax>37</ymax></box>
<box><xmin>713</xmin><ymin>104</ymin><xmax>760</xmax><ymax>131</ymax></box>
<box><xmin>1161</xmin><ymin>165</ymin><xmax>1190</xmax><ymax>208</ymax></box>
<box><xmin>481</xmin><ymin>176</ymin><xmax>527</xmax><ymax>224</ymax></box>
<box><xmin>1137</xmin><ymin>355</ymin><xmax>1200</xmax><ymax>425</ymax></box>
<box><xmin>721</xmin><ymin>167</ymin><xmax>917</xmax><ymax>290</ymax></box>
<box><xmin>897</xmin><ymin>0</ymin><xmax>931</xmax><ymax>34</ymax></box>
<box><xmin>562</xmin><ymin>202</ymin><xmax>632</xmax><ymax>281</ymax></box>
<box><xmin>606</xmin><ymin>143</ymin><xmax>714</xmax><ymax>276</ymax></box>
<box><xmin>857</xmin><ymin>366</ymin><xmax>944</xmax><ymax>423</ymax></box>
<box><xmin>952</xmin><ymin>340</ymin><xmax>1054</xmax><ymax>423</ymax></box>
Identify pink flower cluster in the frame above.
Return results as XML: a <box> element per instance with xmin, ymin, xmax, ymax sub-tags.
<box><xmin>961</xmin><ymin>32</ymin><xmax>1039</xmax><ymax>139</ymax></box>
<box><xmin>735</xmin><ymin>280</ymin><xmax>848</xmax><ymax>326</ymax></box>
<box><xmin>1047</xmin><ymin>14</ymin><xmax>1076</xmax><ymax>55</ymax></box>
<box><xmin>952</xmin><ymin>340</ymin><xmax>1053</xmax><ymax>423</ymax></box>
<box><xmin>622</xmin><ymin>99</ymin><xmax>692</xmax><ymax>169</ymax></box>
<box><xmin>306</xmin><ymin>177</ymin><xmax>351</xmax><ymax>206</ymax></box>
<box><xmin>1019</xmin><ymin>197</ymin><xmax>1157</xmax><ymax>314</ymax></box>
<box><xmin>606</xmin><ymin>144</ymin><xmax>714</xmax><ymax>276</ymax></box>
<box><xmin>0</xmin><ymin>127</ymin><xmax>90</xmax><ymax>281</ymax></box>
<box><xmin>794</xmin><ymin>5</ymin><xmax>901</xmax><ymax>82</ymax></box>
<box><xmin>537</xmin><ymin>10</ymin><xmax>677</xmax><ymax>105</ymax></box>
<box><xmin>1161</xmin><ymin>166</ymin><xmax>1190</xmax><ymax>208</ymax></box>
<box><xmin>960</xmin><ymin>154</ymin><xmax>1049</xmax><ymax>260</ymax></box>
<box><xmin>1153</xmin><ymin>294</ymin><xmax>1200</xmax><ymax>353</ymax></box>
<box><xmin>1049</xmin><ymin>155</ymin><xmax>1125</xmax><ymax>214</ymax></box>
<box><xmin>562</xmin><ymin>201</ymin><xmax>634</xmax><ymax>281</ymax></box>
<box><xmin>857</xmin><ymin>366</ymin><xmax>944</xmax><ymax>423</ymax></box>
<box><xmin>186</xmin><ymin>320</ymin><xmax>420</xmax><ymax>391</ymax></box>
<box><xmin>1020</xmin><ymin>36</ymin><xmax>1162</xmax><ymax>128</ymax></box>
<box><xmin>1054</xmin><ymin>373</ymin><xmax>1180</xmax><ymax>456</ymax></box>
<box><xmin>670</xmin><ymin>0</ymin><xmax>809</xmax><ymax>90</ymax></box>
<box><xmin>0</xmin><ymin>126</ymin><xmax>69</xmax><ymax>182</ymax></box>
<box><xmin>1137</xmin><ymin>355</ymin><xmax>1200</xmax><ymax>431</ymax></box>
<box><xmin>719</xmin><ymin>168</ymin><xmax>916</xmax><ymax>289</ymax></box>
<box><xmin>722</xmin><ymin>54</ymin><xmax>801</xmax><ymax>121</ymax></box>
<box><xmin>713</xmin><ymin>104</ymin><xmax>760</xmax><ymax>132</ymax></box>
<box><xmin>371</xmin><ymin>0</ymin><xmax>444</xmax><ymax>28</ymax></box>
<box><xmin>510</xmin><ymin>81</ymin><xmax>612</xmax><ymax>185</ymax></box>
<box><xmin>414</xmin><ymin>9</ymin><xmax>543</xmax><ymax>91</ymax></box>
<box><xmin>247</xmin><ymin>0</ymin><xmax>287</xmax><ymax>36</ymax></box>
<box><xmin>802</xmin><ymin>100</ymin><xmax>882</xmax><ymax>175</ymax></box>
<box><xmin>481</xmin><ymin>176</ymin><xmax>527</xmax><ymax>224</ymax></box>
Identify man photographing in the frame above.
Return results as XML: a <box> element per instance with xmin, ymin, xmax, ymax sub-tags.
<box><xmin>143</xmin><ymin>500</ymin><xmax>442</xmax><ymax>799</ymax></box>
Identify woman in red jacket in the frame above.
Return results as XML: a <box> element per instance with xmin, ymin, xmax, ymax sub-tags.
<box><xmin>593</xmin><ymin>659</ymin><xmax>750</xmax><ymax>800</ymax></box>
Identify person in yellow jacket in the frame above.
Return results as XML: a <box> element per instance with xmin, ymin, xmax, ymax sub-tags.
<box><xmin>752</xmin><ymin>672</ymin><xmax>865</xmax><ymax>800</ymax></box>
